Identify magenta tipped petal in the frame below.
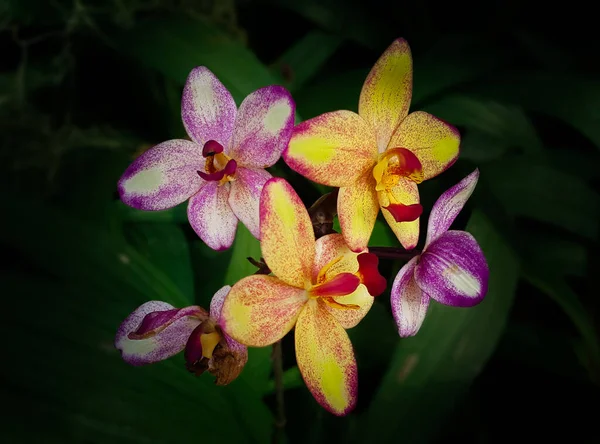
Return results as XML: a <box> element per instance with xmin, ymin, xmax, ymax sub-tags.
<box><xmin>115</xmin><ymin>302</ymin><xmax>206</xmax><ymax>366</ymax></box>
<box><xmin>416</xmin><ymin>230</ymin><xmax>489</xmax><ymax>307</ymax></box>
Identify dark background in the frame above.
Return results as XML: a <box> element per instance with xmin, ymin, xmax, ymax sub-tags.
<box><xmin>2</xmin><ymin>0</ymin><xmax>599</xmax><ymax>443</ymax></box>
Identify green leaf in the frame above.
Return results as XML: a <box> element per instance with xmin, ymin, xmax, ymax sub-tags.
<box><xmin>523</xmin><ymin>267</ymin><xmax>600</xmax><ymax>383</ymax></box>
<box><xmin>481</xmin><ymin>157</ymin><xmax>600</xmax><ymax>240</ymax></box>
<box><xmin>113</xmin><ymin>17</ymin><xmax>279</xmax><ymax>103</ymax></box>
<box><xmin>467</xmin><ymin>70</ymin><xmax>600</xmax><ymax>150</ymax></box>
<box><xmin>115</xmin><ymin>201</ymin><xmax>189</xmax><ymax>224</ymax></box>
<box><xmin>362</xmin><ymin>211</ymin><xmax>519</xmax><ymax>443</ymax></box>
<box><xmin>265</xmin><ymin>366</ymin><xmax>304</xmax><ymax>394</ymax></box>
<box><xmin>295</xmin><ymin>69</ymin><xmax>368</xmax><ymax>118</ymax></box>
<box><xmin>265</xmin><ymin>0</ymin><xmax>395</xmax><ymax>50</ymax></box>
<box><xmin>2</xmin><ymin>272</ymin><xmax>272</xmax><ymax>443</ymax></box>
<box><xmin>412</xmin><ymin>34</ymin><xmax>514</xmax><ymax>105</ymax></box>
<box><xmin>0</xmin><ymin>193</ymin><xmax>190</xmax><ymax>307</ymax></box>
<box><xmin>223</xmin><ymin>223</ymin><xmax>262</xmax><ymax>285</ymax></box>
<box><xmin>124</xmin><ymin>222</ymin><xmax>195</xmax><ymax>301</ymax></box>
<box><xmin>423</xmin><ymin>95</ymin><xmax>543</xmax><ymax>162</ymax></box>
<box><xmin>271</xmin><ymin>30</ymin><xmax>343</xmax><ymax>92</ymax></box>
<box><xmin>368</xmin><ymin>218</ymin><xmax>397</xmax><ymax>247</ymax></box>
<box><xmin>518</xmin><ymin>232</ymin><xmax>587</xmax><ymax>278</ymax></box>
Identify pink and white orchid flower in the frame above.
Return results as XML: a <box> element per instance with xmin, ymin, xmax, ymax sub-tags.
<box><xmin>115</xmin><ymin>286</ymin><xmax>247</xmax><ymax>385</ymax></box>
<box><xmin>118</xmin><ymin>67</ymin><xmax>295</xmax><ymax>250</ymax></box>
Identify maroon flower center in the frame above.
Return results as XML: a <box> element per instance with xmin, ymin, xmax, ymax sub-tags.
<box><xmin>198</xmin><ymin>140</ymin><xmax>237</xmax><ymax>184</ymax></box>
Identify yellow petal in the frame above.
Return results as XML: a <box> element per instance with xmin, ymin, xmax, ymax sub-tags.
<box><xmin>359</xmin><ymin>38</ymin><xmax>413</xmax><ymax>153</ymax></box>
<box><xmin>295</xmin><ymin>300</ymin><xmax>358</xmax><ymax>416</ymax></box>
<box><xmin>313</xmin><ymin>233</ymin><xmax>364</xmax><ymax>282</ymax></box>
<box><xmin>338</xmin><ymin>172</ymin><xmax>380</xmax><ymax>252</ymax></box>
<box><xmin>379</xmin><ymin>177</ymin><xmax>420</xmax><ymax>250</ymax></box>
<box><xmin>325</xmin><ymin>285</ymin><xmax>374</xmax><ymax>329</ymax></box>
<box><xmin>284</xmin><ymin>110</ymin><xmax>378</xmax><ymax>187</ymax></box>
<box><xmin>221</xmin><ymin>275</ymin><xmax>307</xmax><ymax>347</ymax></box>
<box><xmin>388</xmin><ymin>111</ymin><xmax>460</xmax><ymax>180</ymax></box>
<box><xmin>260</xmin><ymin>178</ymin><xmax>315</xmax><ymax>287</ymax></box>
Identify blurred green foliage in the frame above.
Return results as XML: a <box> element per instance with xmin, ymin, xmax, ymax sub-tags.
<box><xmin>1</xmin><ymin>0</ymin><xmax>598</xmax><ymax>442</ymax></box>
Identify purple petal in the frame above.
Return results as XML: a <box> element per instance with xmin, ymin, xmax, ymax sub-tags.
<box><xmin>209</xmin><ymin>285</ymin><xmax>232</xmax><ymax>321</ymax></box>
<box><xmin>425</xmin><ymin>169</ymin><xmax>479</xmax><ymax>246</ymax></box>
<box><xmin>181</xmin><ymin>67</ymin><xmax>237</xmax><ymax>147</ymax></box>
<box><xmin>118</xmin><ymin>140</ymin><xmax>204</xmax><ymax>211</ymax></box>
<box><xmin>415</xmin><ymin>230</ymin><xmax>489</xmax><ymax>307</ymax></box>
<box><xmin>115</xmin><ymin>301</ymin><xmax>207</xmax><ymax>366</ymax></box>
<box><xmin>229</xmin><ymin>86</ymin><xmax>295</xmax><ymax>168</ymax></box>
<box><xmin>187</xmin><ymin>182</ymin><xmax>238</xmax><ymax>251</ymax></box>
<box><xmin>391</xmin><ymin>257</ymin><xmax>430</xmax><ymax>337</ymax></box>
<box><xmin>228</xmin><ymin>167</ymin><xmax>272</xmax><ymax>239</ymax></box>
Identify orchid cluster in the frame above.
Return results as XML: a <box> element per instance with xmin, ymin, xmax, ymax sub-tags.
<box><xmin>115</xmin><ymin>38</ymin><xmax>490</xmax><ymax>416</ymax></box>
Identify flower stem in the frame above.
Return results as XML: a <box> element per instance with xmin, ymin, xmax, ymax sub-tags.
<box><xmin>271</xmin><ymin>340</ymin><xmax>286</xmax><ymax>444</ymax></box>
<box><xmin>368</xmin><ymin>246</ymin><xmax>421</xmax><ymax>261</ymax></box>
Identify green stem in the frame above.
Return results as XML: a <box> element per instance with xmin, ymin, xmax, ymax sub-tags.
<box><xmin>271</xmin><ymin>340</ymin><xmax>286</xmax><ymax>444</ymax></box>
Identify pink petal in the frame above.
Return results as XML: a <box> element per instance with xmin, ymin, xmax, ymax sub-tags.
<box><xmin>229</xmin><ymin>86</ymin><xmax>295</xmax><ymax>168</ymax></box>
<box><xmin>209</xmin><ymin>285</ymin><xmax>232</xmax><ymax>321</ymax></box>
<box><xmin>188</xmin><ymin>182</ymin><xmax>238</xmax><ymax>251</ymax></box>
<box><xmin>426</xmin><ymin>169</ymin><xmax>479</xmax><ymax>247</ymax></box>
<box><xmin>115</xmin><ymin>302</ymin><xmax>206</xmax><ymax>366</ymax></box>
<box><xmin>118</xmin><ymin>140</ymin><xmax>204</xmax><ymax>211</ymax></box>
<box><xmin>390</xmin><ymin>257</ymin><xmax>430</xmax><ymax>337</ymax></box>
<box><xmin>228</xmin><ymin>167</ymin><xmax>272</xmax><ymax>239</ymax></box>
<box><xmin>181</xmin><ymin>67</ymin><xmax>237</xmax><ymax>147</ymax></box>
<box><xmin>416</xmin><ymin>230</ymin><xmax>489</xmax><ymax>307</ymax></box>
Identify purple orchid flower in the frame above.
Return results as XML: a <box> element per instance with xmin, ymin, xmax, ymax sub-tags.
<box><xmin>391</xmin><ymin>169</ymin><xmax>490</xmax><ymax>337</ymax></box>
<box><xmin>118</xmin><ymin>67</ymin><xmax>295</xmax><ymax>250</ymax></box>
<box><xmin>115</xmin><ymin>286</ymin><xmax>247</xmax><ymax>385</ymax></box>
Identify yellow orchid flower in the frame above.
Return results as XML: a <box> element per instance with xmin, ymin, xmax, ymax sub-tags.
<box><xmin>284</xmin><ymin>39</ymin><xmax>460</xmax><ymax>250</ymax></box>
<box><xmin>221</xmin><ymin>178</ymin><xmax>386</xmax><ymax>415</ymax></box>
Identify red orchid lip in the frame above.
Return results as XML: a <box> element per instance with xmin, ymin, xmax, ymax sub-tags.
<box><xmin>310</xmin><ymin>273</ymin><xmax>361</xmax><ymax>298</ymax></box>
<box><xmin>202</xmin><ymin>140</ymin><xmax>224</xmax><ymax>157</ymax></box>
<box><xmin>197</xmin><ymin>158</ymin><xmax>237</xmax><ymax>181</ymax></box>
<box><xmin>383</xmin><ymin>202</ymin><xmax>423</xmax><ymax>223</ymax></box>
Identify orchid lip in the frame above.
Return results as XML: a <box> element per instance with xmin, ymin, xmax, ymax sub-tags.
<box><xmin>310</xmin><ymin>273</ymin><xmax>361</xmax><ymax>298</ymax></box>
<box><xmin>197</xmin><ymin>158</ymin><xmax>237</xmax><ymax>182</ymax></box>
<box><xmin>383</xmin><ymin>202</ymin><xmax>423</xmax><ymax>223</ymax></box>
<box><xmin>202</xmin><ymin>140</ymin><xmax>224</xmax><ymax>157</ymax></box>
<box><xmin>373</xmin><ymin>147</ymin><xmax>424</xmax><ymax>191</ymax></box>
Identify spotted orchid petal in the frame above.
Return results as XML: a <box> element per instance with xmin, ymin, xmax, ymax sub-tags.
<box><xmin>295</xmin><ymin>300</ymin><xmax>358</xmax><ymax>416</ymax></box>
<box><xmin>118</xmin><ymin>140</ymin><xmax>204</xmax><ymax>211</ymax></box>
<box><xmin>221</xmin><ymin>275</ymin><xmax>308</xmax><ymax>347</ymax></box>
<box><xmin>188</xmin><ymin>182</ymin><xmax>238</xmax><ymax>251</ymax></box>
<box><xmin>416</xmin><ymin>230</ymin><xmax>489</xmax><ymax>307</ymax></box>
<box><xmin>378</xmin><ymin>177</ymin><xmax>421</xmax><ymax>250</ymax></box>
<box><xmin>284</xmin><ymin>111</ymin><xmax>378</xmax><ymax>187</ymax></box>
<box><xmin>228</xmin><ymin>167</ymin><xmax>271</xmax><ymax>240</ymax></box>
<box><xmin>338</xmin><ymin>172</ymin><xmax>380</xmax><ymax>252</ymax></box>
<box><xmin>207</xmin><ymin>286</ymin><xmax>247</xmax><ymax>355</ymax></box>
<box><xmin>260</xmin><ymin>178</ymin><xmax>315</xmax><ymax>288</ymax></box>
<box><xmin>359</xmin><ymin>38</ymin><xmax>413</xmax><ymax>153</ymax></box>
<box><xmin>391</xmin><ymin>257</ymin><xmax>430</xmax><ymax>337</ymax></box>
<box><xmin>115</xmin><ymin>301</ymin><xmax>207</xmax><ymax>366</ymax></box>
<box><xmin>181</xmin><ymin>67</ymin><xmax>237</xmax><ymax>147</ymax></box>
<box><xmin>209</xmin><ymin>285</ymin><xmax>231</xmax><ymax>321</ymax></box>
<box><xmin>426</xmin><ymin>169</ymin><xmax>479</xmax><ymax>247</ymax></box>
<box><xmin>228</xmin><ymin>86</ymin><xmax>295</xmax><ymax>168</ymax></box>
<box><xmin>388</xmin><ymin>111</ymin><xmax>460</xmax><ymax>181</ymax></box>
